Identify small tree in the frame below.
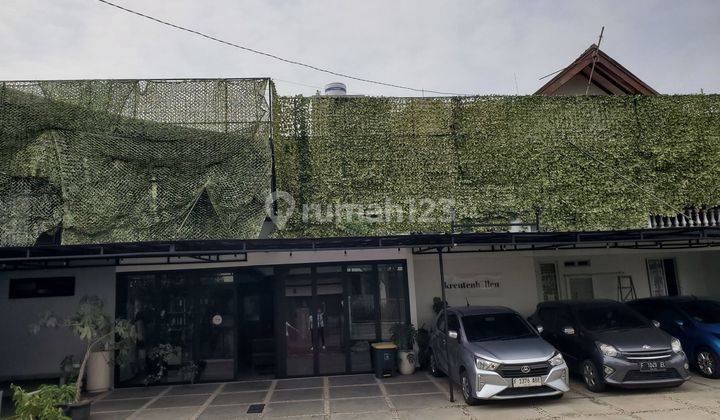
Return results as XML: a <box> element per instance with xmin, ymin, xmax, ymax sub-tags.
<box><xmin>30</xmin><ymin>295</ymin><xmax>136</xmax><ymax>404</ymax></box>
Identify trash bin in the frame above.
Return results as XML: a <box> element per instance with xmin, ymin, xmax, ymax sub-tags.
<box><xmin>371</xmin><ymin>342</ymin><xmax>397</xmax><ymax>378</ymax></box>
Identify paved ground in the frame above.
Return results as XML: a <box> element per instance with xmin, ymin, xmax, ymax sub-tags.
<box><xmin>87</xmin><ymin>372</ymin><xmax>720</xmax><ymax>420</ymax></box>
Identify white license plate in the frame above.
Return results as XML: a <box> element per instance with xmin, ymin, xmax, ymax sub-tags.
<box><xmin>512</xmin><ymin>376</ymin><xmax>543</xmax><ymax>388</ymax></box>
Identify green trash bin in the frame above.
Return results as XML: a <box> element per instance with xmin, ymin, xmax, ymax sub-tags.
<box><xmin>371</xmin><ymin>342</ymin><xmax>397</xmax><ymax>378</ymax></box>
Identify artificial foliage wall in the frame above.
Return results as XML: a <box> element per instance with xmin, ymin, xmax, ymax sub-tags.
<box><xmin>275</xmin><ymin>94</ymin><xmax>720</xmax><ymax>237</ymax></box>
<box><xmin>0</xmin><ymin>79</ymin><xmax>272</xmax><ymax>246</ymax></box>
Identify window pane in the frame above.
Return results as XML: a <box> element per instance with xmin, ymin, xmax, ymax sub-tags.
<box><xmin>378</xmin><ymin>263</ymin><xmax>408</xmax><ymax>340</ymax></box>
<box><xmin>539</xmin><ymin>263</ymin><xmax>558</xmax><ymax>301</ymax></box>
<box><xmin>347</xmin><ymin>264</ymin><xmax>376</xmax><ymax>372</ymax></box>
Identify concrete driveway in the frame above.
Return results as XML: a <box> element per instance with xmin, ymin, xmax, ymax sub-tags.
<box><xmin>88</xmin><ymin>372</ymin><xmax>720</xmax><ymax>420</ymax></box>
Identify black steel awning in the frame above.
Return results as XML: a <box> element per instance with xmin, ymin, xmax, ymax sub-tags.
<box><xmin>1</xmin><ymin>227</ymin><xmax>720</xmax><ymax>270</ymax></box>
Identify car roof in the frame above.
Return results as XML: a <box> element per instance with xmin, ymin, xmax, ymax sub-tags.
<box><xmin>630</xmin><ymin>295</ymin><xmax>715</xmax><ymax>304</ymax></box>
<box><xmin>537</xmin><ymin>299</ymin><xmax>620</xmax><ymax>308</ymax></box>
<box><xmin>446</xmin><ymin>306</ymin><xmax>517</xmax><ymax>317</ymax></box>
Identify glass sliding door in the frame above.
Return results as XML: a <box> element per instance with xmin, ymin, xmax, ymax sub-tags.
<box><xmin>117</xmin><ymin>270</ymin><xmax>237</xmax><ymax>386</ymax></box>
<box><xmin>378</xmin><ymin>264</ymin><xmax>409</xmax><ymax>340</ymax></box>
<box><xmin>283</xmin><ymin>267</ymin><xmax>315</xmax><ymax>376</ymax></box>
<box><xmin>193</xmin><ymin>273</ymin><xmax>236</xmax><ymax>381</ymax></box>
<box><xmin>316</xmin><ymin>266</ymin><xmax>345</xmax><ymax>375</ymax></box>
<box><xmin>347</xmin><ymin>264</ymin><xmax>377</xmax><ymax>372</ymax></box>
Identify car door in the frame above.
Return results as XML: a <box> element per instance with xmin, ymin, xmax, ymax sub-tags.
<box><xmin>446</xmin><ymin>312</ymin><xmax>462</xmax><ymax>380</ymax></box>
<box><xmin>554</xmin><ymin>307</ymin><xmax>583</xmax><ymax>368</ymax></box>
<box><xmin>431</xmin><ymin>311</ymin><xmax>449</xmax><ymax>372</ymax></box>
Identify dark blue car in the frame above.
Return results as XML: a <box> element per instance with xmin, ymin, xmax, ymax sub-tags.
<box><xmin>628</xmin><ymin>297</ymin><xmax>720</xmax><ymax>378</ymax></box>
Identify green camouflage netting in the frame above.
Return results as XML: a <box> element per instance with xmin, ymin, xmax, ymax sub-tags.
<box><xmin>0</xmin><ymin>79</ymin><xmax>272</xmax><ymax>246</ymax></box>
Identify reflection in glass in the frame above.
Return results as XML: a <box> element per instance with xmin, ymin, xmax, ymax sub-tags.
<box><xmin>347</xmin><ymin>265</ymin><xmax>376</xmax><ymax>372</ymax></box>
<box><xmin>379</xmin><ymin>264</ymin><xmax>408</xmax><ymax>340</ymax></box>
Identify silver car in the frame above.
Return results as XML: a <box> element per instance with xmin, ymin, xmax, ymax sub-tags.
<box><xmin>429</xmin><ymin>306</ymin><xmax>569</xmax><ymax>405</ymax></box>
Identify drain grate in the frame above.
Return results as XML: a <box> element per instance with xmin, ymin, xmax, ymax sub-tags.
<box><xmin>247</xmin><ymin>404</ymin><xmax>265</xmax><ymax>414</ymax></box>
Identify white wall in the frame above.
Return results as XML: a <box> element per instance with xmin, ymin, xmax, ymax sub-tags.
<box><xmin>410</xmin><ymin>247</ymin><xmax>720</xmax><ymax>332</ymax></box>
<box><xmin>0</xmin><ymin>266</ymin><xmax>117</xmax><ymax>380</ymax></box>
<box><xmin>411</xmin><ymin>252</ymin><xmax>538</xmax><ymax>329</ymax></box>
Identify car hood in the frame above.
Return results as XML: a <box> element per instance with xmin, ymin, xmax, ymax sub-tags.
<box><xmin>696</xmin><ymin>322</ymin><xmax>720</xmax><ymax>334</ymax></box>
<box><xmin>465</xmin><ymin>337</ymin><xmax>556</xmax><ymax>363</ymax></box>
<box><xmin>590</xmin><ymin>327</ymin><xmax>672</xmax><ymax>352</ymax></box>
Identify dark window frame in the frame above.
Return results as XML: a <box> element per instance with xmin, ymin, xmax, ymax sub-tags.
<box><xmin>8</xmin><ymin>276</ymin><xmax>75</xmax><ymax>299</ymax></box>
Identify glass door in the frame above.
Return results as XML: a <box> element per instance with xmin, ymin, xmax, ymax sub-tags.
<box><xmin>283</xmin><ymin>267</ymin><xmax>315</xmax><ymax>376</ymax></box>
<box><xmin>193</xmin><ymin>272</ymin><xmax>236</xmax><ymax>382</ymax></box>
<box><xmin>282</xmin><ymin>265</ymin><xmax>347</xmax><ymax>376</ymax></box>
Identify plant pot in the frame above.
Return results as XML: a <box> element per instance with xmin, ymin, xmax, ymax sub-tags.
<box><xmin>60</xmin><ymin>400</ymin><xmax>91</xmax><ymax>420</ymax></box>
<box><xmin>86</xmin><ymin>350</ymin><xmax>112</xmax><ymax>393</ymax></box>
<box><xmin>397</xmin><ymin>350</ymin><xmax>416</xmax><ymax>375</ymax></box>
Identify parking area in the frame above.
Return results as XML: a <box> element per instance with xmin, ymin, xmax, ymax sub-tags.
<box><xmin>86</xmin><ymin>372</ymin><xmax>720</xmax><ymax>420</ymax></box>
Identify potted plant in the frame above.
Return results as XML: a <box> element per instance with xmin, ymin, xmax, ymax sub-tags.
<box><xmin>11</xmin><ymin>384</ymin><xmax>77</xmax><ymax>420</ymax></box>
<box><xmin>390</xmin><ymin>323</ymin><xmax>418</xmax><ymax>375</ymax></box>
<box><xmin>30</xmin><ymin>295</ymin><xmax>136</xmax><ymax>420</ymax></box>
<box><xmin>416</xmin><ymin>325</ymin><xmax>431</xmax><ymax>370</ymax></box>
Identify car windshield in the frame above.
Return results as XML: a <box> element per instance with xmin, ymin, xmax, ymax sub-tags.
<box><xmin>462</xmin><ymin>313</ymin><xmax>536</xmax><ymax>342</ymax></box>
<box><xmin>678</xmin><ymin>300</ymin><xmax>720</xmax><ymax>324</ymax></box>
<box><xmin>575</xmin><ymin>304</ymin><xmax>649</xmax><ymax>331</ymax></box>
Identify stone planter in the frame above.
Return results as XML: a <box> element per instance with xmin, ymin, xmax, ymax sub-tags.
<box><xmin>397</xmin><ymin>350</ymin><xmax>416</xmax><ymax>375</ymax></box>
<box><xmin>86</xmin><ymin>350</ymin><xmax>112</xmax><ymax>393</ymax></box>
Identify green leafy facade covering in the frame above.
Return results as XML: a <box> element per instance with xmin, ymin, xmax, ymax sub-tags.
<box><xmin>275</xmin><ymin>95</ymin><xmax>720</xmax><ymax>237</ymax></box>
<box><xmin>0</xmin><ymin>79</ymin><xmax>272</xmax><ymax>246</ymax></box>
<box><xmin>2</xmin><ymin>79</ymin><xmax>719</xmax><ymax>246</ymax></box>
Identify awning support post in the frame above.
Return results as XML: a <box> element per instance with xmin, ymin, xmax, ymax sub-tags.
<box><xmin>438</xmin><ymin>247</ymin><xmax>454</xmax><ymax>402</ymax></box>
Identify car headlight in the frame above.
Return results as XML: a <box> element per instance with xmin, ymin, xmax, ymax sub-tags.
<box><xmin>548</xmin><ymin>352</ymin><xmax>564</xmax><ymax>366</ymax></box>
<box><xmin>475</xmin><ymin>356</ymin><xmax>500</xmax><ymax>371</ymax></box>
<box><xmin>597</xmin><ymin>342</ymin><xmax>619</xmax><ymax>357</ymax></box>
<box><xmin>671</xmin><ymin>338</ymin><xmax>683</xmax><ymax>353</ymax></box>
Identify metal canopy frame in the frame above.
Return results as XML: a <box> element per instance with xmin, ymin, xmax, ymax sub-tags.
<box><xmin>2</xmin><ymin>227</ymin><xmax>720</xmax><ymax>271</ymax></box>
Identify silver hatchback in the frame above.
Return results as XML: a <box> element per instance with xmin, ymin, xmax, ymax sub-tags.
<box><xmin>430</xmin><ymin>306</ymin><xmax>569</xmax><ymax>405</ymax></box>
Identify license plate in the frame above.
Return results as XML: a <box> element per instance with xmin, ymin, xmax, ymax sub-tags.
<box><xmin>512</xmin><ymin>376</ymin><xmax>543</xmax><ymax>388</ymax></box>
<box><xmin>639</xmin><ymin>361</ymin><xmax>667</xmax><ymax>371</ymax></box>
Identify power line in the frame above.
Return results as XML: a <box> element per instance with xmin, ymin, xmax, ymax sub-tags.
<box><xmin>94</xmin><ymin>0</ymin><xmax>468</xmax><ymax>96</ymax></box>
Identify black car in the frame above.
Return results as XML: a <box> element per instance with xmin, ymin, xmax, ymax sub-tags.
<box><xmin>529</xmin><ymin>299</ymin><xmax>690</xmax><ymax>392</ymax></box>
<box><xmin>628</xmin><ymin>296</ymin><xmax>720</xmax><ymax>378</ymax></box>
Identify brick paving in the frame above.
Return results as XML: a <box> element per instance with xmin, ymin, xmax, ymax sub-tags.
<box><xmin>86</xmin><ymin>372</ymin><xmax>720</xmax><ymax>419</ymax></box>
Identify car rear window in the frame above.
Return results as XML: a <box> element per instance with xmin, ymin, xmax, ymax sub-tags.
<box><xmin>462</xmin><ymin>313</ymin><xmax>536</xmax><ymax>342</ymax></box>
<box><xmin>678</xmin><ymin>300</ymin><xmax>720</xmax><ymax>324</ymax></box>
<box><xmin>575</xmin><ymin>304</ymin><xmax>649</xmax><ymax>331</ymax></box>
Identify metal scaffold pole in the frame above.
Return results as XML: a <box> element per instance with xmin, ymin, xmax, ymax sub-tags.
<box><xmin>437</xmin><ymin>247</ymin><xmax>454</xmax><ymax>402</ymax></box>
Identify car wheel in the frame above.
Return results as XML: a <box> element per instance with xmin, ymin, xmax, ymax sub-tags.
<box><xmin>461</xmin><ymin>370</ymin><xmax>480</xmax><ymax>406</ymax></box>
<box><xmin>429</xmin><ymin>352</ymin><xmax>444</xmax><ymax>377</ymax></box>
<box><xmin>696</xmin><ymin>348</ymin><xmax>720</xmax><ymax>379</ymax></box>
<box><xmin>581</xmin><ymin>359</ymin><xmax>606</xmax><ymax>392</ymax></box>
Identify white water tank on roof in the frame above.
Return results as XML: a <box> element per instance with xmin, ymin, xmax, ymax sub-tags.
<box><xmin>324</xmin><ymin>82</ymin><xmax>347</xmax><ymax>96</ymax></box>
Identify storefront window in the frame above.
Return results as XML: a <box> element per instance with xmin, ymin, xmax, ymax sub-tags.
<box><xmin>347</xmin><ymin>265</ymin><xmax>376</xmax><ymax>372</ymax></box>
<box><xmin>378</xmin><ymin>264</ymin><xmax>408</xmax><ymax>340</ymax></box>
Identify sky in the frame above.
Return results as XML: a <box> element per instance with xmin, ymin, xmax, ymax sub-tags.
<box><xmin>1</xmin><ymin>0</ymin><xmax>719</xmax><ymax>97</ymax></box>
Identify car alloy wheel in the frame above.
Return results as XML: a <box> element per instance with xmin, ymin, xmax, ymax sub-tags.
<box><xmin>697</xmin><ymin>350</ymin><xmax>717</xmax><ymax>377</ymax></box>
<box><xmin>461</xmin><ymin>370</ymin><xmax>479</xmax><ymax>405</ymax></box>
<box><xmin>581</xmin><ymin>360</ymin><xmax>605</xmax><ymax>392</ymax></box>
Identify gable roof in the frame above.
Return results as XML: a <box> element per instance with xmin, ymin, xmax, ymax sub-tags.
<box><xmin>535</xmin><ymin>44</ymin><xmax>658</xmax><ymax>96</ymax></box>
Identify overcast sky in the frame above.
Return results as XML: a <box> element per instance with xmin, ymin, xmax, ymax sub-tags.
<box><xmin>2</xmin><ymin>0</ymin><xmax>719</xmax><ymax>96</ymax></box>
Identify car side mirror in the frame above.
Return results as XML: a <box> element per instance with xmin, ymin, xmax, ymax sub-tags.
<box><xmin>536</xmin><ymin>325</ymin><xmax>544</xmax><ymax>334</ymax></box>
<box><xmin>562</xmin><ymin>326</ymin><xmax>576</xmax><ymax>335</ymax></box>
<box><xmin>652</xmin><ymin>320</ymin><xmax>661</xmax><ymax>328</ymax></box>
<box><xmin>448</xmin><ymin>330</ymin><xmax>458</xmax><ymax>340</ymax></box>
<box><xmin>675</xmin><ymin>319</ymin><xmax>685</xmax><ymax>327</ymax></box>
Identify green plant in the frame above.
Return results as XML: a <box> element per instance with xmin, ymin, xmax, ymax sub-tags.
<box><xmin>144</xmin><ymin>344</ymin><xmax>177</xmax><ymax>385</ymax></box>
<box><xmin>11</xmin><ymin>383</ymin><xmax>76</xmax><ymax>420</ymax></box>
<box><xmin>432</xmin><ymin>297</ymin><xmax>446</xmax><ymax>315</ymax></box>
<box><xmin>416</xmin><ymin>325</ymin><xmax>431</xmax><ymax>369</ymax></box>
<box><xmin>179</xmin><ymin>361</ymin><xmax>200</xmax><ymax>384</ymax></box>
<box><xmin>30</xmin><ymin>295</ymin><xmax>137</xmax><ymax>403</ymax></box>
<box><xmin>390</xmin><ymin>323</ymin><xmax>418</xmax><ymax>351</ymax></box>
